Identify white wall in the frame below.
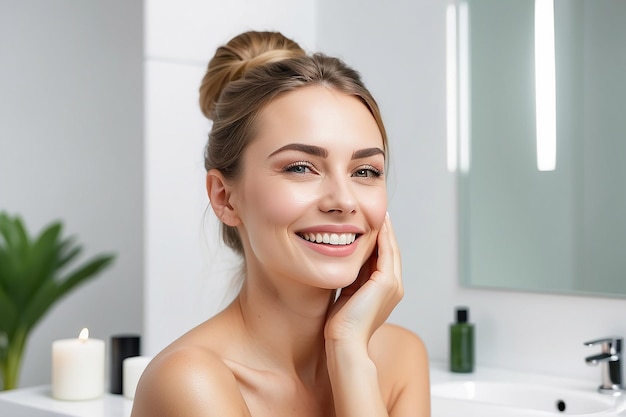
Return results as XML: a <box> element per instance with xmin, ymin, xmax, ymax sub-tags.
<box><xmin>143</xmin><ymin>0</ymin><xmax>626</xmax><ymax>382</ymax></box>
<box><xmin>0</xmin><ymin>0</ymin><xmax>144</xmax><ymax>387</ymax></box>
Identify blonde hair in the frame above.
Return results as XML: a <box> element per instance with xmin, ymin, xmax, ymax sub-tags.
<box><xmin>200</xmin><ymin>31</ymin><xmax>388</xmax><ymax>255</ymax></box>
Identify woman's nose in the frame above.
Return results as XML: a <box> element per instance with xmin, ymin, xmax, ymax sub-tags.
<box><xmin>318</xmin><ymin>175</ymin><xmax>357</xmax><ymax>214</ymax></box>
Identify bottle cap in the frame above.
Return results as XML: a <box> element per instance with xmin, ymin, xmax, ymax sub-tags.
<box><xmin>456</xmin><ymin>307</ymin><xmax>469</xmax><ymax>323</ymax></box>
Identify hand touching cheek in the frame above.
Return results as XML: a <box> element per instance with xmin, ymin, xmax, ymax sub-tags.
<box><xmin>324</xmin><ymin>213</ymin><xmax>403</xmax><ymax>346</ymax></box>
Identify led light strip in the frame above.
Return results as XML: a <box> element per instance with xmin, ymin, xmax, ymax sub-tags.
<box><xmin>535</xmin><ymin>0</ymin><xmax>557</xmax><ymax>171</ymax></box>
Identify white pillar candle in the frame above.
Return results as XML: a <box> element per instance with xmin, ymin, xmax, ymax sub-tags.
<box><xmin>122</xmin><ymin>356</ymin><xmax>152</xmax><ymax>399</ymax></box>
<box><xmin>52</xmin><ymin>328</ymin><xmax>105</xmax><ymax>401</ymax></box>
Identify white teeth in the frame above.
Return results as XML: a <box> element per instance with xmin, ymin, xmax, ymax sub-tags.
<box><xmin>301</xmin><ymin>232</ymin><xmax>356</xmax><ymax>245</ymax></box>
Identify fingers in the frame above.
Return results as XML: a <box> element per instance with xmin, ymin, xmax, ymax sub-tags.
<box><xmin>385</xmin><ymin>213</ymin><xmax>402</xmax><ymax>283</ymax></box>
<box><xmin>359</xmin><ymin>212</ymin><xmax>403</xmax><ymax>334</ymax></box>
<box><xmin>376</xmin><ymin>213</ymin><xmax>402</xmax><ymax>292</ymax></box>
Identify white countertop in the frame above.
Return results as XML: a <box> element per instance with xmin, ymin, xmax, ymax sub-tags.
<box><xmin>0</xmin><ymin>386</ymin><xmax>132</xmax><ymax>417</ymax></box>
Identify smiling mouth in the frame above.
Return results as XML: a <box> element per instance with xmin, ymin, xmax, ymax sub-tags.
<box><xmin>298</xmin><ymin>232</ymin><xmax>358</xmax><ymax>246</ymax></box>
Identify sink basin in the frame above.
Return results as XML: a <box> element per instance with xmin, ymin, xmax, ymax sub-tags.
<box><xmin>429</xmin><ymin>363</ymin><xmax>626</xmax><ymax>416</ymax></box>
<box><xmin>432</xmin><ymin>381</ymin><xmax>621</xmax><ymax>415</ymax></box>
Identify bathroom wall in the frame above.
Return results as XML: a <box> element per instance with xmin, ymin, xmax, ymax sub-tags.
<box><xmin>0</xmin><ymin>1</ymin><xmax>144</xmax><ymax>387</ymax></box>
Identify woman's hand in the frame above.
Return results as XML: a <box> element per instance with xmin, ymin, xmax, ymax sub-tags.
<box><xmin>323</xmin><ymin>213</ymin><xmax>406</xmax><ymax>416</ymax></box>
<box><xmin>324</xmin><ymin>213</ymin><xmax>403</xmax><ymax>347</ymax></box>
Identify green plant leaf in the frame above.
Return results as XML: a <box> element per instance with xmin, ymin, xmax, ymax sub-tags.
<box><xmin>56</xmin><ymin>238</ymin><xmax>82</xmax><ymax>271</ymax></box>
<box><xmin>0</xmin><ymin>289</ymin><xmax>18</xmax><ymax>366</ymax></box>
<box><xmin>21</xmin><ymin>254</ymin><xmax>115</xmax><ymax>333</ymax></box>
<box><xmin>0</xmin><ymin>289</ymin><xmax>18</xmax><ymax>335</ymax></box>
<box><xmin>0</xmin><ymin>214</ymin><xmax>29</xmax><ymax>256</ymax></box>
<box><xmin>11</xmin><ymin>222</ymin><xmax>65</xmax><ymax>309</ymax></box>
<box><xmin>0</xmin><ymin>214</ymin><xmax>29</xmax><ymax>291</ymax></box>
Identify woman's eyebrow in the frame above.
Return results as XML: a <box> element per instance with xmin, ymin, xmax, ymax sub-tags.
<box><xmin>268</xmin><ymin>143</ymin><xmax>384</xmax><ymax>160</ymax></box>
<box><xmin>352</xmin><ymin>147</ymin><xmax>385</xmax><ymax>160</ymax></box>
<box><xmin>269</xmin><ymin>143</ymin><xmax>328</xmax><ymax>158</ymax></box>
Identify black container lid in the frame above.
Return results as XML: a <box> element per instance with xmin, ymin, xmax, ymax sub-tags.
<box><xmin>456</xmin><ymin>307</ymin><xmax>469</xmax><ymax>323</ymax></box>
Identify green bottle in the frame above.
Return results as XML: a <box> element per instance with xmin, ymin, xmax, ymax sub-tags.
<box><xmin>450</xmin><ymin>307</ymin><xmax>474</xmax><ymax>373</ymax></box>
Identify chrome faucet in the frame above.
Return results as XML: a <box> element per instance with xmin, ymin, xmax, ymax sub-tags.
<box><xmin>584</xmin><ymin>337</ymin><xmax>624</xmax><ymax>395</ymax></box>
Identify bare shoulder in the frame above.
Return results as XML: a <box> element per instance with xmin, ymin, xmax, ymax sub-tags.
<box><xmin>371</xmin><ymin>323</ymin><xmax>428</xmax><ymax>364</ymax></box>
<box><xmin>131</xmin><ymin>344</ymin><xmax>251</xmax><ymax>417</ymax></box>
<box><xmin>370</xmin><ymin>323</ymin><xmax>431</xmax><ymax>417</ymax></box>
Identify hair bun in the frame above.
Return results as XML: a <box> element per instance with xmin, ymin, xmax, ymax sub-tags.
<box><xmin>199</xmin><ymin>31</ymin><xmax>305</xmax><ymax>120</ymax></box>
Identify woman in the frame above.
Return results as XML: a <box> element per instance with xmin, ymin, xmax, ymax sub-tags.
<box><xmin>132</xmin><ymin>31</ymin><xmax>430</xmax><ymax>417</ymax></box>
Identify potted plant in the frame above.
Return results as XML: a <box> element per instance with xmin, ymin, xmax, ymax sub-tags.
<box><xmin>0</xmin><ymin>212</ymin><xmax>115</xmax><ymax>390</ymax></box>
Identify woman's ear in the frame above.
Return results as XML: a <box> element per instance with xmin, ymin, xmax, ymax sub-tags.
<box><xmin>206</xmin><ymin>170</ymin><xmax>241</xmax><ymax>226</ymax></box>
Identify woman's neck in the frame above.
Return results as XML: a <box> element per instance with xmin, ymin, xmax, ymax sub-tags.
<box><xmin>232</xmin><ymin>276</ymin><xmax>335</xmax><ymax>383</ymax></box>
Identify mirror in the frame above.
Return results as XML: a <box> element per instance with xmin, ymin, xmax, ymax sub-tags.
<box><xmin>453</xmin><ymin>0</ymin><xmax>626</xmax><ymax>296</ymax></box>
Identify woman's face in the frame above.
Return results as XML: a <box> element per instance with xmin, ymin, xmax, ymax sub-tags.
<box><xmin>230</xmin><ymin>85</ymin><xmax>387</xmax><ymax>291</ymax></box>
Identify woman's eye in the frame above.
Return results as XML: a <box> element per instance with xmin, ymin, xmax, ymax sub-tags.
<box><xmin>353</xmin><ymin>166</ymin><xmax>382</xmax><ymax>178</ymax></box>
<box><xmin>284</xmin><ymin>162</ymin><xmax>314</xmax><ymax>174</ymax></box>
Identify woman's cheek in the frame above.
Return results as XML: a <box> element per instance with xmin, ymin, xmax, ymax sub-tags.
<box><xmin>361</xmin><ymin>188</ymin><xmax>388</xmax><ymax>227</ymax></box>
<box><xmin>251</xmin><ymin>181</ymin><xmax>315</xmax><ymax>221</ymax></box>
